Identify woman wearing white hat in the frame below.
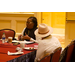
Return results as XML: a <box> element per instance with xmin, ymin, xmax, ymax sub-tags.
<box><xmin>34</xmin><ymin>23</ymin><xmax>61</xmax><ymax>62</ymax></box>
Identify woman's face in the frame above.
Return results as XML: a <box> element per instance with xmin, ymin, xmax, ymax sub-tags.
<box><xmin>26</xmin><ymin>18</ymin><xmax>34</xmax><ymax>29</ymax></box>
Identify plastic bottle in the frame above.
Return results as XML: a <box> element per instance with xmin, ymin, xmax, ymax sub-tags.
<box><xmin>2</xmin><ymin>33</ymin><xmax>6</xmax><ymax>43</ymax></box>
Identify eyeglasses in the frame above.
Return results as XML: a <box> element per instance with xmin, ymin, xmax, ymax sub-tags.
<box><xmin>26</xmin><ymin>21</ymin><xmax>33</xmax><ymax>24</ymax></box>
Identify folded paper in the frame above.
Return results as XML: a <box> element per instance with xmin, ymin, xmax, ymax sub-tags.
<box><xmin>7</xmin><ymin>51</ymin><xmax>24</xmax><ymax>55</ymax></box>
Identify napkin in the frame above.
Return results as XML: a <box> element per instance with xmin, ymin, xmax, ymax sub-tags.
<box><xmin>16</xmin><ymin>47</ymin><xmax>23</xmax><ymax>51</ymax></box>
<box><xmin>7</xmin><ymin>51</ymin><xmax>24</xmax><ymax>55</ymax></box>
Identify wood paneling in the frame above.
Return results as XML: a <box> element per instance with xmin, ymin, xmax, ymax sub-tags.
<box><xmin>16</xmin><ymin>21</ymin><xmax>26</xmax><ymax>33</ymax></box>
<box><xmin>0</xmin><ymin>20</ymin><xmax>11</xmax><ymax>29</ymax></box>
<box><xmin>66</xmin><ymin>12</ymin><xmax>75</xmax><ymax>20</ymax></box>
<box><xmin>65</xmin><ymin>20</ymin><xmax>75</xmax><ymax>46</ymax></box>
<box><xmin>41</xmin><ymin>12</ymin><xmax>66</xmax><ymax>29</ymax></box>
<box><xmin>42</xmin><ymin>12</ymin><xmax>51</xmax><ymax>26</ymax></box>
<box><xmin>51</xmin><ymin>12</ymin><xmax>66</xmax><ymax>28</ymax></box>
<box><xmin>65</xmin><ymin>12</ymin><xmax>75</xmax><ymax>46</ymax></box>
<box><xmin>0</xmin><ymin>13</ymin><xmax>34</xmax><ymax>37</ymax></box>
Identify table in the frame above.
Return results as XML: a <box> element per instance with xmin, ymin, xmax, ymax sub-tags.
<box><xmin>0</xmin><ymin>40</ymin><xmax>38</xmax><ymax>62</ymax></box>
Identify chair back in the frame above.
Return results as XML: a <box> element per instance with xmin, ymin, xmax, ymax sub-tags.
<box><xmin>59</xmin><ymin>40</ymin><xmax>75</xmax><ymax>62</ymax></box>
<box><xmin>40</xmin><ymin>54</ymin><xmax>52</xmax><ymax>62</ymax></box>
<box><xmin>40</xmin><ymin>47</ymin><xmax>62</xmax><ymax>62</ymax></box>
<box><xmin>51</xmin><ymin>47</ymin><xmax>62</xmax><ymax>62</ymax></box>
<box><xmin>65</xmin><ymin>41</ymin><xmax>75</xmax><ymax>62</ymax></box>
<box><xmin>0</xmin><ymin>29</ymin><xmax>15</xmax><ymax>40</ymax></box>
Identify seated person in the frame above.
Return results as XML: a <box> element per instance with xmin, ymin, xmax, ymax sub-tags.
<box><xmin>34</xmin><ymin>23</ymin><xmax>61</xmax><ymax>62</ymax></box>
<box><xmin>18</xmin><ymin>17</ymin><xmax>38</xmax><ymax>41</ymax></box>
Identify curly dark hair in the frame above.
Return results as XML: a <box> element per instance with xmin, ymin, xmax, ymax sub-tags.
<box><xmin>27</xmin><ymin>16</ymin><xmax>38</xmax><ymax>28</ymax></box>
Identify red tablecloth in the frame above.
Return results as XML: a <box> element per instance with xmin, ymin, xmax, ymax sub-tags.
<box><xmin>0</xmin><ymin>40</ymin><xmax>38</xmax><ymax>62</ymax></box>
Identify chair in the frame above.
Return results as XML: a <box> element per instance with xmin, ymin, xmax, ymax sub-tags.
<box><xmin>65</xmin><ymin>40</ymin><xmax>75</xmax><ymax>62</ymax></box>
<box><xmin>59</xmin><ymin>40</ymin><xmax>75</xmax><ymax>62</ymax></box>
<box><xmin>39</xmin><ymin>54</ymin><xmax>52</xmax><ymax>62</ymax></box>
<box><xmin>51</xmin><ymin>47</ymin><xmax>62</xmax><ymax>62</ymax></box>
<box><xmin>39</xmin><ymin>47</ymin><xmax>62</xmax><ymax>62</ymax></box>
<box><xmin>0</xmin><ymin>29</ymin><xmax>16</xmax><ymax>40</ymax></box>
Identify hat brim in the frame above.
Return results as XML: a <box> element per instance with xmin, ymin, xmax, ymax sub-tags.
<box><xmin>35</xmin><ymin>26</ymin><xmax>53</xmax><ymax>37</ymax></box>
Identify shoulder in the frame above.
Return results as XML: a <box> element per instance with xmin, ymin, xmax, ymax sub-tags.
<box><xmin>51</xmin><ymin>36</ymin><xmax>59</xmax><ymax>40</ymax></box>
<box><xmin>22</xmin><ymin>28</ymin><xmax>26</xmax><ymax>35</ymax></box>
<box><xmin>23</xmin><ymin>28</ymin><xmax>26</xmax><ymax>31</ymax></box>
<box><xmin>31</xmin><ymin>27</ymin><xmax>38</xmax><ymax>32</ymax></box>
<box><xmin>51</xmin><ymin>36</ymin><xmax>60</xmax><ymax>44</ymax></box>
<box><xmin>51</xmin><ymin>36</ymin><xmax>61</xmax><ymax>46</ymax></box>
<box><xmin>42</xmin><ymin>36</ymin><xmax>60</xmax><ymax>45</ymax></box>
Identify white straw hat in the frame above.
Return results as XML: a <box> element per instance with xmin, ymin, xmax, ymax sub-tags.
<box><xmin>35</xmin><ymin>23</ymin><xmax>53</xmax><ymax>37</ymax></box>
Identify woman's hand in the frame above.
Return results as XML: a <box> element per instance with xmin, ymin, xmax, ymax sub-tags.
<box><xmin>18</xmin><ymin>34</ymin><xmax>22</xmax><ymax>40</ymax></box>
<box><xmin>21</xmin><ymin>33</ymin><xmax>31</xmax><ymax>40</ymax></box>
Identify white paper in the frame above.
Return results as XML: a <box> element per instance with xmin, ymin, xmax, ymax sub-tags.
<box><xmin>12</xmin><ymin>40</ymin><xmax>19</xmax><ymax>43</ymax></box>
<box><xmin>12</xmin><ymin>40</ymin><xmax>34</xmax><ymax>44</ymax></box>
<box><xmin>7</xmin><ymin>51</ymin><xmax>24</xmax><ymax>55</ymax></box>
<box><xmin>19</xmin><ymin>40</ymin><xmax>34</xmax><ymax>44</ymax></box>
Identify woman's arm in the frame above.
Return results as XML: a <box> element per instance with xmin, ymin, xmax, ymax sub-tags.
<box><xmin>18</xmin><ymin>28</ymin><xmax>26</xmax><ymax>40</ymax></box>
<box><xmin>22</xmin><ymin>28</ymin><xmax>26</xmax><ymax>36</ymax></box>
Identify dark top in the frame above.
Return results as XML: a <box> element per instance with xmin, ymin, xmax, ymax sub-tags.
<box><xmin>23</xmin><ymin>27</ymin><xmax>38</xmax><ymax>41</ymax></box>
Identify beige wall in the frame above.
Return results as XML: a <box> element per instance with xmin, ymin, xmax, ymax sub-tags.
<box><xmin>34</xmin><ymin>12</ymin><xmax>41</xmax><ymax>25</ymax></box>
<box><xmin>0</xmin><ymin>12</ymin><xmax>42</xmax><ymax>38</ymax></box>
<box><xmin>0</xmin><ymin>13</ymin><xmax>34</xmax><ymax>37</ymax></box>
<box><xmin>65</xmin><ymin>12</ymin><xmax>75</xmax><ymax>46</ymax></box>
<box><xmin>0</xmin><ymin>12</ymin><xmax>66</xmax><ymax>39</ymax></box>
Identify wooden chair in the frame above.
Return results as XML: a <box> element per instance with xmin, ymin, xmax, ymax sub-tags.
<box><xmin>39</xmin><ymin>47</ymin><xmax>62</xmax><ymax>62</ymax></box>
<box><xmin>65</xmin><ymin>40</ymin><xmax>75</xmax><ymax>62</ymax></box>
<box><xmin>59</xmin><ymin>40</ymin><xmax>75</xmax><ymax>62</ymax></box>
<box><xmin>39</xmin><ymin>54</ymin><xmax>52</xmax><ymax>62</ymax></box>
<box><xmin>0</xmin><ymin>29</ymin><xmax>16</xmax><ymax>40</ymax></box>
<box><xmin>51</xmin><ymin>47</ymin><xmax>62</xmax><ymax>62</ymax></box>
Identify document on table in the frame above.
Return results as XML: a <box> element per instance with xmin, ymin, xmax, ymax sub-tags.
<box><xmin>12</xmin><ymin>40</ymin><xmax>35</xmax><ymax>44</ymax></box>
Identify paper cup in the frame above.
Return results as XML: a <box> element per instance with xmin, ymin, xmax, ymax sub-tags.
<box><xmin>20</xmin><ymin>41</ymin><xmax>25</xmax><ymax>49</ymax></box>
